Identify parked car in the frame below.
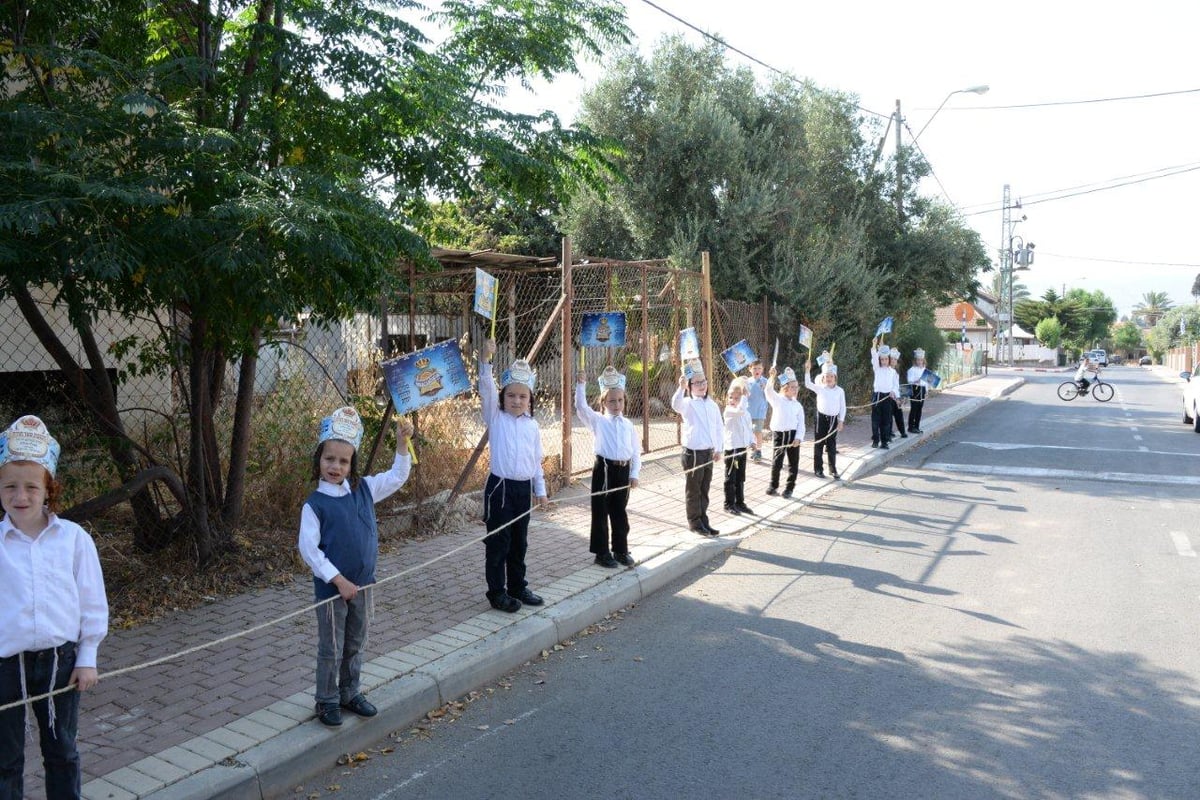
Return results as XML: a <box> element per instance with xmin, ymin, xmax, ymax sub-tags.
<box><xmin>1109</xmin><ymin>354</ymin><xmax>1123</xmax><ymax>365</ymax></box>
<box><xmin>1092</xmin><ymin>349</ymin><xmax>1108</xmax><ymax>366</ymax></box>
<box><xmin>1182</xmin><ymin>372</ymin><xmax>1200</xmax><ymax>433</ymax></box>
<box><xmin>1139</xmin><ymin>355</ymin><xmax>1153</xmax><ymax>366</ymax></box>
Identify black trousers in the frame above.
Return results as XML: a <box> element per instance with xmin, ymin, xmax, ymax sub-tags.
<box><xmin>0</xmin><ymin>642</ymin><xmax>81</xmax><ymax>800</ymax></box>
<box><xmin>908</xmin><ymin>386</ymin><xmax>926</xmax><ymax>431</ymax></box>
<box><xmin>770</xmin><ymin>430</ymin><xmax>799</xmax><ymax>491</ymax></box>
<box><xmin>681</xmin><ymin>447</ymin><xmax>714</xmax><ymax>528</ymax></box>
<box><xmin>892</xmin><ymin>399</ymin><xmax>906</xmax><ymax>435</ymax></box>
<box><xmin>590</xmin><ymin>457</ymin><xmax>631</xmax><ymax>555</ymax></box>
<box><xmin>723</xmin><ymin>447</ymin><xmax>747</xmax><ymax>506</ymax></box>
<box><xmin>871</xmin><ymin>393</ymin><xmax>894</xmax><ymax>445</ymax></box>
<box><xmin>814</xmin><ymin>413</ymin><xmax>839</xmax><ymax>474</ymax></box>
<box><xmin>483</xmin><ymin>474</ymin><xmax>532</xmax><ymax>597</ymax></box>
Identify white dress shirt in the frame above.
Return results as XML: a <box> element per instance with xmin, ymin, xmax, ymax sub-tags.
<box><xmin>723</xmin><ymin>395</ymin><xmax>754</xmax><ymax>450</ymax></box>
<box><xmin>764</xmin><ymin>380</ymin><xmax>806</xmax><ymax>439</ymax></box>
<box><xmin>574</xmin><ymin>384</ymin><xmax>641</xmax><ymax>479</ymax></box>
<box><xmin>870</xmin><ymin>346</ymin><xmax>899</xmax><ymax>395</ymax></box>
<box><xmin>671</xmin><ymin>387</ymin><xmax>724</xmax><ymax>451</ymax></box>
<box><xmin>804</xmin><ymin>373</ymin><xmax>847</xmax><ymax>421</ymax></box>
<box><xmin>0</xmin><ymin>514</ymin><xmax>109</xmax><ymax>667</ymax></box>
<box><xmin>480</xmin><ymin>363</ymin><xmax>547</xmax><ymax>497</ymax></box>
<box><xmin>297</xmin><ymin>452</ymin><xmax>411</xmax><ymax>584</ymax></box>
<box><xmin>907</xmin><ymin>366</ymin><xmax>929</xmax><ymax>390</ymax></box>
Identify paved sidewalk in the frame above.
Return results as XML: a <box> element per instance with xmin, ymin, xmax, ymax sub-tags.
<box><xmin>24</xmin><ymin>374</ymin><xmax>1021</xmax><ymax>800</ymax></box>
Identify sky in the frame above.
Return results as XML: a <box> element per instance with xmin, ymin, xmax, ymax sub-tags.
<box><xmin>506</xmin><ymin>0</ymin><xmax>1200</xmax><ymax>320</ymax></box>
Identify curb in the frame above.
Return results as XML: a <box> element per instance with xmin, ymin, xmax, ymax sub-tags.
<box><xmin>129</xmin><ymin>376</ymin><xmax>1025</xmax><ymax>800</ymax></box>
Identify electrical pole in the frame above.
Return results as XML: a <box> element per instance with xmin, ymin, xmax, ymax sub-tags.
<box><xmin>1000</xmin><ymin>184</ymin><xmax>1012</xmax><ymax>365</ymax></box>
<box><xmin>895</xmin><ymin>100</ymin><xmax>904</xmax><ymax>222</ymax></box>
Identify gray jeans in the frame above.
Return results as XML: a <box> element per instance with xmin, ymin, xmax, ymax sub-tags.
<box><xmin>314</xmin><ymin>589</ymin><xmax>369</xmax><ymax>707</ymax></box>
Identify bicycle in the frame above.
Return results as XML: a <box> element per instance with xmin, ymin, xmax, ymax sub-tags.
<box><xmin>1057</xmin><ymin>376</ymin><xmax>1114</xmax><ymax>402</ymax></box>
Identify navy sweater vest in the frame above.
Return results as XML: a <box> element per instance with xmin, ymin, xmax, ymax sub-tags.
<box><xmin>307</xmin><ymin>481</ymin><xmax>378</xmax><ymax>600</ymax></box>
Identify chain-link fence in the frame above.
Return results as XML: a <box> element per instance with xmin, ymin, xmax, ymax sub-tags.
<box><xmin>1</xmin><ymin>251</ymin><xmax>782</xmax><ymax>538</ymax></box>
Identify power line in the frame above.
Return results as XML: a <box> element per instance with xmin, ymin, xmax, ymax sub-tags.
<box><xmin>635</xmin><ymin>0</ymin><xmax>891</xmax><ymax>120</ymax></box>
<box><xmin>962</xmin><ymin>164</ymin><xmax>1200</xmax><ymax>216</ymax></box>
<box><xmin>1034</xmin><ymin>251</ymin><xmax>1200</xmax><ymax>268</ymax></box>
<box><xmin>919</xmin><ymin>86</ymin><xmax>1200</xmax><ymax>111</ymax></box>
<box><xmin>959</xmin><ymin>161</ymin><xmax>1200</xmax><ymax>210</ymax></box>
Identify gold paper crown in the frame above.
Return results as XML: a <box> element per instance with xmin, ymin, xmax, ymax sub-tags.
<box><xmin>415</xmin><ymin>356</ymin><xmax>431</xmax><ymax>369</ymax></box>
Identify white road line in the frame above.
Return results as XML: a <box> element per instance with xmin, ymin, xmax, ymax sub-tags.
<box><xmin>1133</xmin><ymin>435</ymin><xmax>1143</xmax><ymax>441</ymax></box>
<box><xmin>959</xmin><ymin>441</ymin><xmax>1200</xmax><ymax>458</ymax></box>
<box><xmin>1171</xmin><ymin>531</ymin><xmax>1197</xmax><ymax>558</ymax></box>
<box><xmin>922</xmin><ymin>462</ymin><xmax>1200</xmax><ymax>487</ymax></box>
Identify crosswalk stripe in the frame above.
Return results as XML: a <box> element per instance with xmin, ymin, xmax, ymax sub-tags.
<box><xmin>921</xmin><ymin>462</ymin><xmax>1200</xmax><ymax>487</ymax></box>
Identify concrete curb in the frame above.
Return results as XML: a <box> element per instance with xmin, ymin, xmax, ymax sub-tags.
<box><xmin>131</xmin><ymin>376</ymin><xmax>1025</xmax><ymax>800</ymax></box>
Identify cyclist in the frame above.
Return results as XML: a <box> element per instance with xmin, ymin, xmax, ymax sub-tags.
<box><xmin>1074</xmin><ymin>354</ymin><xmax>1100</xmax><ymax>393</ymax></box>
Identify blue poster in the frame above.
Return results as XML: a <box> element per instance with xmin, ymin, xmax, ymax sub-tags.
<box><xmin>797</xmin><ymin>324</ymin><xmax>812</xmax><ymax>349</ymax></box>
<box><xmin>816</xmin><ymin>352</ymin><xmax>829</xmax><ymax>367</ymax></box>
<box><xmin>382</xmin><ymin>339</ymin><xmax>474</xmax><ymax>415</ymax></box>
<box><xmin>921</xmin><ymin>368</ymin><xmax>942</xmax><ymax>389</ymax></box>
<box><xmin>679</xmin><ymin>327</ymin><xmax>700</xmax><ymax>360</ymax></box>
<box><xmin>720</xmin><ymin>340</ymin><xmax>757</xmax><ymax>375</ymax></box>
<box><xmin>473</xmin><ymin>268</ymin><xmax>498</xmax><ymax>320</ymax></box>
<box><xmin>581</xmin><ymin>312</ymin><xmax>627</xmax><ymax>347</ymax></box>
<box><xmin>875</xmin><ymin>316</ymin><xmax>894</xmax><ymax>336</ymax></box>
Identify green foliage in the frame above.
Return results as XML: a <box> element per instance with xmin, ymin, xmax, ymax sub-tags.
<box><xmin>562</xmin><ymin>36</ymin><xmax>988</xmax><ymax>372</ymax></box>
<box><xmin>1</xmin><ymin>0</ymin><xmax>631</xmax><ymax>560</ymax></box>
<box><xmin>1133</xmin><ymin>291</ymin><xmax>1174</xmax><ymax>327</ymax></box>
<box><xmin>1015</xmin><ymin>290</ymin><xmax>1090</xmax><ymax>352</ymax></box>
<box><xmin>1146</xmin><ymin>305</ymin><xmax>1200</xmax><ymax>354</ymax></box>
<box><xmin>1064</xmin><ymin>288</ymin><xmax>1117</xmax><ymax>346</ymax></box>
<box><xmin>1035</xmin><ymin>317</ymin><xmax>1063</xmax><ymax>349</ymax></box>
<box><xmin>1111</xmin><ymin>320</ymin><xmax>1143</xmax><ymax>355</ymax></box>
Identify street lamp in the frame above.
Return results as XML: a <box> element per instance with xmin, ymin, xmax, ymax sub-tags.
<box><xmin>914</xmin><ymin>84</ymin><xmax>990</xmax><ymax>141</ymax></box>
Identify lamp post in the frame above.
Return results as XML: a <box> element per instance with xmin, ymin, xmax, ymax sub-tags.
<box><xmin>914</xmin><ymin>84</ymin><xmax>990</xmax><ymax>141</ymax></box>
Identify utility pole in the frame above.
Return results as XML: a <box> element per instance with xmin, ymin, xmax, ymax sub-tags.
<box><xmin>1000</xmin><ymin>184</ymin><xmax>1012</xmax><ymax>365</ymax></box>
<box><xmin>895</xmin><ymin>99</ymin><xmax>904</xmax><ymax>222</ymax></box>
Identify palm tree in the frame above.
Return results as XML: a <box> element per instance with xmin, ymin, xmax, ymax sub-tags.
<box><xmin>1191</xmin><ymin>273</ymin><xmax>1200</xmax><ymax>303</ymax></box>
<box><xmin>1133</xmin><ymin>291</ymin><xmax>1174</xmax><ymax>326</ymax></box>
<box><xmin>989</xmin><ymin>272</ymin><xmax>1030</xmax><ymax>304</ymax></box>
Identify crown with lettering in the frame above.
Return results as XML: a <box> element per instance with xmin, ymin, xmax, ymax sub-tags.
<box><xmin>821</xmin><ymin>362</ymin><xmax>838</xmax><ymax>376</ymax></box>
<box><xmin>778</xmin><ymin>366</ymin><xmax>797</xmax><ymax>386</ymax></box>
<box><xmin>318</xmin><ymin>406</ymin><xmax>364</xmax><ymax>450</ymax></box>
<box><xmin>597</xmin><ymin>366</ymin><xmax>626</xmax><ymax>392</ymax></box>
<box><xmin>501</xmin><ymin>359</ymin><xmax>537</xmax><ymax>392</ymax></box>
<box><xmin>913</xmin><ymin>348</ymin><xmax>926</xmax><ymax>359</ymax></box>
<box><xmin>0</xmin><ymin>415</ymin><xmax>61</xmax><ymax>477</ymax></box>
<box><xmin>415</xmin><ymin>356</ymin><xmax>431</xmax><ymax>370</ymax></box>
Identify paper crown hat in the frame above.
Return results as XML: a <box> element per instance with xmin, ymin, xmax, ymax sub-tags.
<box><xmin>683</xmin><ymin>359</ymin><xmax>706</xmax><ymax>381</ymax></box>
<box><xmin>778</xmin><ymin>366</ymin><xmax>797</xmax><ymax>385</ymax></box>
<box><xmin>821</xmin><ymin>362</ymin><xmax>838</xmax><ymax>376</ymax></box>
<box><xmin>501</xmin><ymin>359</ymin><xmax>537</xmax><ymax>392</ymax></box>
<box><xmin>913</xmin><ymin>348</ymin><xmax>926</xmax><ymax>358</ymax></box>
<box><xmin>877</xmin><ymin>345</ymin><xmax>892</xmax><ymax>358</ymax></box>
<box><xmin>597</xmin><ymin>366</ymin><xmax>627</xmax><ymax>392</ymax></box>
<box><xmin>318</xmin><ymin>406</ymin><xmax>364</xmax><ymax>450</ymax></box>
<box><xmin>0</xmin><ymin>415</ymin><xmax>61</xmax><ymax>477</ymax></box>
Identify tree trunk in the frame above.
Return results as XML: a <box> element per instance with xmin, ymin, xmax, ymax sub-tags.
<box><xmin>11</xmin><ymin>285</ymin><xmax>174</xmax><ymax>550</ymax></box>
<box><xmin>186</xmin><ymin>318</ymin><xmax>226</xmax><ymax>564</ymax></box>
<box><xmin>223</xmin><ymin>328</ymin><xmax>260</xmax><ymax>530</ymax></box>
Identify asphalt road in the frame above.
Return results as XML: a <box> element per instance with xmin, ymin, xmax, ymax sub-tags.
<box><xmin>302</xmin><ymin>366</ymin><xmax>1200</xmax><ymax>800</ymax></box>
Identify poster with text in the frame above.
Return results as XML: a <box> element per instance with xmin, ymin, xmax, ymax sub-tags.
<box><xmin>797</xmin><ymin>324</ymin><xmax>812</xmax><ymax>349</ymax></box>
<box><xmin>473</xmin><ymin>268</ymin><xmax>498</xmax><ymax>320</ymax></box>
<box><xmin>679</xmin><ymin>327</ymin><xmax>700</xmax><ymax>360</ymax></box>
<box><xmin>382</xmin><ymin>339</ymin><xmax>473</xmax><ymax>415</ymax></box>
<box><xmin>921</xmin><ymin>368</ymin><xmax>942</xmax><ymax>389</ymax></box>
<box><xmin>875</xmin><ymin>316</ymin><xmax>894</xmax><ymax>336</ymax></box>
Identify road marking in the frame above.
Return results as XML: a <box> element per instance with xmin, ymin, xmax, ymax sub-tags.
<box><xmin>1133</xmin><ymin>435</ymin><xmax>1143</xmax><ymax>441</ymax></box>
<box><xmin>923</xmin><ymin>462</ymin><xmax>1200</xmax><ymax>487</ymax></box>
<box><xmin>1138</xmin><ymin>446</ymin><xmax>1149</xmax><ymax>452</ymax></box>
<box><xmin>959</xmin><ymin>441</ymin><xmax>1200</xmax><ymax>458</ymax></box>
<box><xmin>1171</xmin><ymin>531</ymin><xmax>1197</xmax><ymax>558</ymax></box>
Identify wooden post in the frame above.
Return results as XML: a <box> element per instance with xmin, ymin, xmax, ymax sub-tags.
<box><xmin>641</xmin><ymin>265</ymin><xmax>651</xmax><ymax>453</ymax></box>
<box><xmin>560</xmin><ymin>237</ymin><xmax>573</xmax><ymax>488</ymax></box>
<box><xmin>701</xmin><ymin>251</ymin><xmax>714</xmax><ymax>383</ymax></box>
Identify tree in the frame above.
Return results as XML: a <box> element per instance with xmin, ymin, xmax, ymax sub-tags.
<box><xmin>1146</xmin><ymin>305</ymin><xmax>1200</xmax><ymax>358</ymax></box>
<box><xmin>1192</xmin><ymin>273</ymin><xmax>1200</xmax><ymax>302</ymax></box>
<box><xmin>564</xmin><ymin>36</ymin><xmax>988</xmax><ymax>386</ymax></box>
<box><xmin>1015</xmin><ymin>290</ymin><xmax>1090</xmax><ymax>352</ymax></box>
<box><xmin>1035</xmin><ymin>317</ymin><xmax>1063</xmax><ymax>349</ymax></box>
<box><xmin>1</xmin><ymin>0</ymin><xmax>629</xmax><ymax>562</ymax></box>
<box><xmin>1064</xmin><ymin>288</ymin><xmax>1117</xmax><ymax>346</ymax></box>
<box><xmin>1112</xmin><ymin>321</ymin><xmax>1143</xmax><ymax>356</ymax></box>
<box><xmin>1133</xmin><ymin>291</ymin><xmax>1175</xmax><ymax>326</ymax></box>
<box><xmin>989</xmin><ymin>272</ymin><xmax>1030</xmax><ymax>306</ymax></box>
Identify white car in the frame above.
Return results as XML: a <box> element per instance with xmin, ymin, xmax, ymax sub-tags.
<box><xmin>1091</xmin><ymin>349</ymin><xmax>1108</xmax><ymax>367</ymax></box>
<box><xmin>1183</xmin><ymin>371</ymin><xmax>1200</xmax><ymax>433</ymax></box>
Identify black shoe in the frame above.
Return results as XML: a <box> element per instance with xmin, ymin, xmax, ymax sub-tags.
<box><xmin>735</xmin><ymin>504</ymin><xmax>755</xmax><ymax>515</ymax></box>
<box><xmin>614</xmin><ymin>552</ymin><xmax>635</xmax><ymax>567</ymax></box>
<box><xmin>765</xmin><ymin>487</ymin><xmax>778</xmax><ymax>496</ymax></box>
<box><xmin>911</xmin><ymin>428</ymin><xmax>923</xmax><ymax>434</ymax></box>
<box><xmin>899</xmin><ymin>433</ymin><xmax>908</xmax><ymax>439</ymax></box>
<box><xmin>703</xmin><ymin>524</ymin><xmax>721</xmax><ymax>536</ymax></box>
<box><xmin>513</xmin><ymin>589</ymin><xmax>544</xmax><ymax>606</ymax></box>
<box><xmin>341</xmin><ymin>694</ymin><xmax>377</xmax><ymax>718</ymax></box>
<box><xmin>871</xmin><ymin>442</ymin><xmax>880</xmax><ymax>449</ymax></box>
<box><xmin>830</xmin><ymin>471</ymin><xmax>840</xmax><ymax>480</ymax></box>
<box><xmin>723</xmin><ymin>504</ymin><xmax>741</xmax><ymax>515</ymax></box>
<box><xmin>781</xmin><ymin>489</ymin><xmax>793</xmax><ymax>499</ymax></box>
<box><xmin>881</xmin><ymin>443</ymin><xmax>889</xmax><ymax>450</ymax></box>
<box><xmin>317</xmin><ymin>703</ymin><xmax>343</xmax><ymax>727</ymax></box>
<box><xmin>689</xmin><ymin>524</ymin><xmax>709</xmax><ymax>535</ymax></box>
<box><xmin>486</xmin><ymin>592</ymin><xmax>522</xmax><ymax>613</ymax></box>
<box><xmin>815</xmin><ymin>471</ymin><xmax>826</xmax><ymax>478</ymax></box>
<box><xmin>594</xmin><ymin>552</ymin><xmax>619</xmax><ymax>568</ymax></box>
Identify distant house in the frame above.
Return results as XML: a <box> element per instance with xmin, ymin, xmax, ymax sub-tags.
<box><xmin>935</xmin><ymin>300</ymin><xmax>993</xmax><ymax>351</ymax></box>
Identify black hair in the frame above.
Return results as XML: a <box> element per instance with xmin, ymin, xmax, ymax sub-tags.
<box><xmin>311</xmin><ymin>440</ymin><xmax>360</xmax><ymax>489</ymax></box>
